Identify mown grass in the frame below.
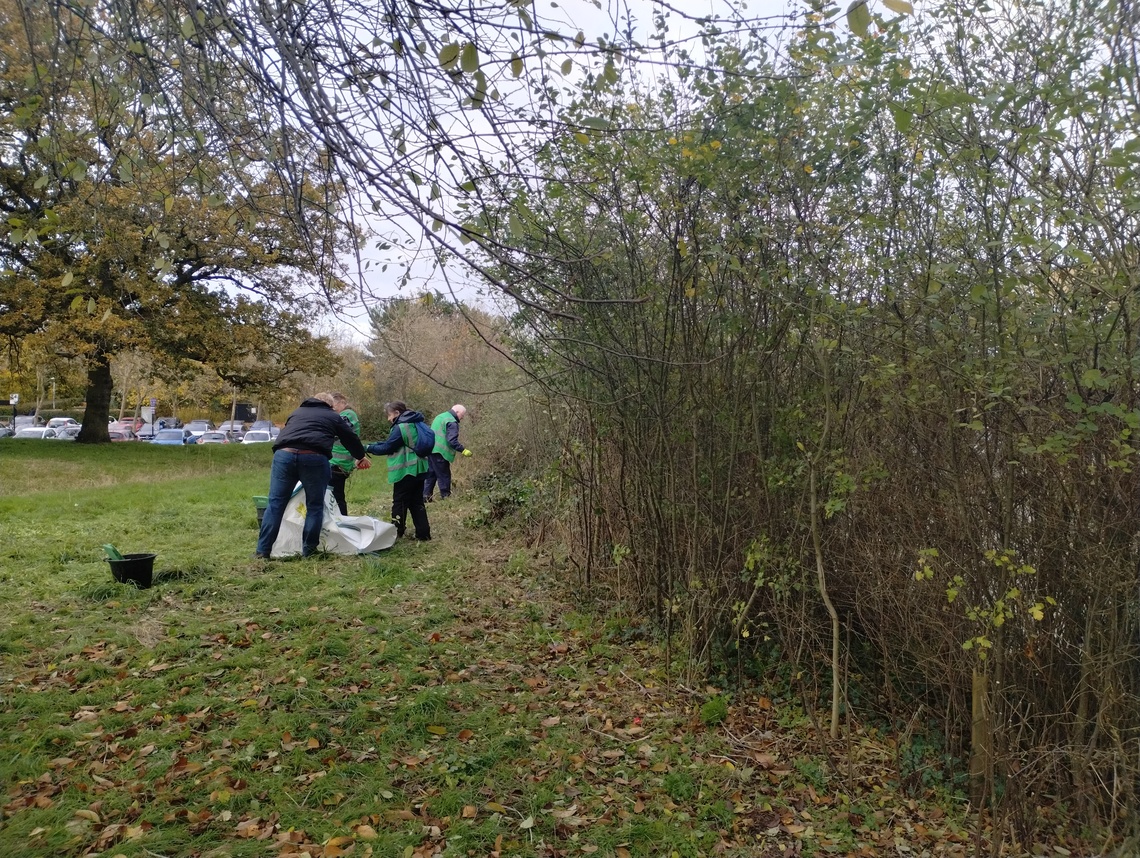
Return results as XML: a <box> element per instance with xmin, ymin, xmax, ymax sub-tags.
<box><xmin>0</xmin><ymin>442</ymin><xmax>1084</xmax><ymax>858</ymax></box>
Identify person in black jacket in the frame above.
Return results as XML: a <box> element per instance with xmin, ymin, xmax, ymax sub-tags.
<box><xmin>254</xmin><ymin>392</ymin><xmax>371</xmax><ymax>559</ymax></box>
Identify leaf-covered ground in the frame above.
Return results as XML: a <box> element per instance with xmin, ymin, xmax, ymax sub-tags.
<box><xmin>0</xmin><ymin>449</ymin><xmax>1089</xmax><ymax>857</ymax></box>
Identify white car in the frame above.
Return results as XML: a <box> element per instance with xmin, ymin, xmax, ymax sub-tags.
<box><xmin>47</xmin><ymin>417</ymin><xmax>80</xmax><ymax>429</ymax></box>
<box><xmin>14</xmin><ymin>427</ymin><xmax>59</xmax><ymax>439</ymax></box>
<box><xmin>241</xmin><ymin>431</ymin><xmax>272</xmax><ymax>444</ymax></box>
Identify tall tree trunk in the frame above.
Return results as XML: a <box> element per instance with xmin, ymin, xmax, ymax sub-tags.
<box><xmin>77</xmin><ymin>349</ymin><xmax>112</xmax><ymax>443</ymax></box>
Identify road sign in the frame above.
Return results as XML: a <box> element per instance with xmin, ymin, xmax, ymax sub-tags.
<box><xmin>8</xmin><ymin>393</ymin><xmax>17</xmax><ymax>405</ymax></box>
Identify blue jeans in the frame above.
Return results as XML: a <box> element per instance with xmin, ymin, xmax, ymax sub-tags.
<box><xmin>256</xmin><ymin>450</ymin><xmax>331</xmax><ymax>557</ymax></box>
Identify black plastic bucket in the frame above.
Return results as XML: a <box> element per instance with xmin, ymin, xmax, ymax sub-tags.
<box><xmin>253</xmin><ymin>496</ymin><xmax>269</xmax><ymax>526</ymax></box>
<box><xmin>108</xmin><ymin>553</ymin><xmax>156</xmax><ymax>589</ymax></box>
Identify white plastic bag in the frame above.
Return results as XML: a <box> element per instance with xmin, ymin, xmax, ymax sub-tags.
<box><xmin>271</xmin><ymin>483</ymin><xmax>397</xmax><ymax>558</ymax></box>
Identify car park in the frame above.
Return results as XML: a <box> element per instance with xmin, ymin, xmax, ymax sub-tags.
<box><xmin>241</xmin><ymin>430</ymin><xmax>272</xmax><ymax>444</ymax></box>
<box><xmin>196</xmin><ymin>431</ymin><xmax>230</xmax><ymax>444</ymax></box>
<box><xmin>151</xmin><ymin>428</ymin><xmax>191</xmax><ymax>446</ymax></box>
<box><xmin>14</xmin><ymin>427</ymin><xmax>59</xmax><ymax>439</ymax></box>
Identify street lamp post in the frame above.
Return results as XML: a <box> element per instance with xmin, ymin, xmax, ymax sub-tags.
<box><xmin>50</xmin><ymin>377</ymin><xmax>56</xmax><ymax>410</ymax></box>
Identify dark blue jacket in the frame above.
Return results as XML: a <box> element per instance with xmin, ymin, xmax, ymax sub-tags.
<box><xmin>442</xmin><ymin>411</ymin><xmax>465</xmax><ymax>453</ymax></box>
<box><xmin>367</xmin><ymin>410</ymin><xmax>427</xmax><ymax>456</ymax></box>
<box><xmin>273</xmin><ymin>398</ymin><xmax>367</xmax><ymax>460</ymax></box>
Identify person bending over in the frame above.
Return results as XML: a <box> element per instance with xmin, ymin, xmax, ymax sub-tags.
<box><xmin>254</xmin><ymin>392</ymin><xmax>370</xmax><ymax>559</ymax></box>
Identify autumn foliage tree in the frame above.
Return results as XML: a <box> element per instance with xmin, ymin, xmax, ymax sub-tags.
<box><xmin>0</xmin><ymin>0</ymin><xmax>349</xmax><ymax>440</ymax></box>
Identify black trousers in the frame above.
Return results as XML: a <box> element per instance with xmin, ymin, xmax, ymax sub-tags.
<box><xmin>424</xmin><ymin>452</ymin><xmax>453</xmax><ymax>500</ymax></box>
<box><xmin>391</xmin><ymin>474</ymin><xmax>431</xmax><ymax>540</ymax></box>
<box><xmin>329</xmin><ymin>467</ymin><xmax>350</xmax><ymax>516</ymax></box>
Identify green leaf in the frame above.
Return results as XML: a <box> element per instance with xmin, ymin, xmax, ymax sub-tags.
<box><xmin>561</xmin><ymin>58</ymin><xmax>573</xmax><ymax>76</ymax></box>
<box><xmin>846</xmin><ymin>0</ymin><xmax>871</xmax><ymax>36</ymax></box>
<box><xmin>890</xmin><ymin>104</ymin><xmax>912</xmax><ymax>133</ymax></box>
<box><xmin>461</xmin><ymin>42</ymin><xmax>479</xmax><ymax>74</ymax></box>
<box><xmin>603</xmin><ymin>61</ymin><xmax>618</xmax><ymax>84</ymax></box>
<box><xmin>61</xmin><ymin>271</ymin><xmax>74</xmax><ymax>288</ymax></box>
<box><xmin>882</xmin><ymin>0</ymin><xmax>914</xmax><ymax>13</ymax></box>
<box><xmin>471</xmin><ymin>71</ymin><xmax>488</xmax><ymax>107</ymax></box>
<box><xmin>511</xmin><ymin>53</ymin><xmax>523</xmax><ymax>78</ymax></box>
<box><xmin>87</xmin><ymin>297</ymin><xmax>97</xmax><ymax>315</ymax></box>
<box><xmin>580</xmin><ymin>116</ymin><xmax>610</xmax><ymax>130</ymax></box>
<box><xmin>438</xmin><ymin>43</ymin><xmax>460</xmax><ymax>70</ymax></box>
<box><xmin>69</xmin><ymin>295</ymin><xmax>84</xmax><ymax>312</ymax></box>
<box><xmin>509</xmin><ymin>213</ymin><xmax>524</xmax><ymax>237</ymax></box>
<box><xmin>574</xmin><ymin>30</ymin><xmax>585</xmax><ymax>47</ymax></box>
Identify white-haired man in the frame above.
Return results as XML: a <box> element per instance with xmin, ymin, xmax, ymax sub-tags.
<box><xmin>424</xmin><ymin>404</ymin><xmax>471</xmax><ymax>502</ymax></box>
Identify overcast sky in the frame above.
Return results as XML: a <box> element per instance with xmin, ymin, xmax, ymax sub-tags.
<box><xmin>329</xmin><ymin>0</ymin><xmax>803</xmax><ymax>344</ymax></box>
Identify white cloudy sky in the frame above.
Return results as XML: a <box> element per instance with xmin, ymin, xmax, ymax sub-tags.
<box><xmin>328</xmin><ymin>0</ymin><xmax>804</xmax><ymax>344</ymax></box>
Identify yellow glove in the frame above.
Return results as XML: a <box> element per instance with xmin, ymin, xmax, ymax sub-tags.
<box><xmin>462</xmin><ymin>449</ymin><xmax>472</xmax><ymax>457</ymax></box>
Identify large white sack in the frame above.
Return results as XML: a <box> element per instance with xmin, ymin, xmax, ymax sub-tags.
<box><xmin>271</xmin><ymin>483</ymin><xmax>397</xmax><ymax>558</ymax></box>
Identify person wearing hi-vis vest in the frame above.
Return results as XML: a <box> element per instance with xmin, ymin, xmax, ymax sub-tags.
<box><xmin>328</xmin><ymin>393</ymin><xmax>363</xmax><ymax>516</ymax></box>
<box><xmin>424</xmin><ymin>404</ymin><xmax>471</xmax><ymax>502</ymax></box>
<box><xmin>365</xmin><ymin>401</ymin><xmax>432</xmax><ymax>541</ymax></box>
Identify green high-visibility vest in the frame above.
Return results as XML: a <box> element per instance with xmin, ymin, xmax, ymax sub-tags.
<box><xmin>386</xmin><ymin>424</ymin><xmax>429</xmax><ymax>484</ymax></box>
<box><xmin>431</xmin><ymin>411</ymin><xmax>458</xmax><ymax>462</ymax></box>
<box><xmin>330</xmin><ymin>408</ymin><xmax>360</xmax><ymax>473</ymax></box>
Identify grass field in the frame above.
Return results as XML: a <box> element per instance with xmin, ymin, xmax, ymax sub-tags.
<box><xmin>0</xmin><ymin>442</ymin><xmax>1091</xmax><ymax>857</ymax></box>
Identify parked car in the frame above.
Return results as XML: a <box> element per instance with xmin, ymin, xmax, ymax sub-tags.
<box><xmin>0</xmin><ymin>425</ymin><xmax>13</xmax><ymax>439</ymax></box>
<box><xmin>185</xmin><ymin>419</ymin><xmax>214</xmax><ymax>439</ymax></box>
<box><xmin>155</xmin><ymin>417</ymin><xmax>182</xmax><ymax>429</ymax></box>
<box><xmin>14</xmin><ymin>415</ymin><xmax>44</xmax><ymax>429</ymax></box>
<box><xmin>53</xmin><ymin>426</ymin><xmax>82</xmax><ymax>440</ymax></box>
<box><xmin>15</xmin><ymin>427</ymin><xmax>59</xmax><ymax>439</ymax></box>
<box><xmin>135</xmin><ymin>423</ymin><xmax>157</xmax><ymax>440</ymax></box>
<box><xmin>241</xmin><ymin>430</ymin><xmax>273</xmax><ymax>444</ymax></box>
<box><xmin>249</xmin><ymin>420</ymin><xmax>274</xmax><ymax>432</ymax></box>
<box><xmin>217</xmin><ymin>420</ymin><xmax>246</xmax><ymax>436</ymax></box>
<box><xmin>47</xmin><ymin>417</ymin><xmax>80</xmax><ymax>430</ymax></box>
<box><xmin>196</xmin><ymin>431</ymin><xmax>230</xmax><ymax>444</ymax></box>
<box><xmin>108</xmin><ymin>430</ymin><xmax>135</xmax><ymax>442</ymax></box>
<box><xmin>151</xmin><ymin>428</ymin><xmax>191</xmax><ymax>446</ymax></box>
<box><xmin>109</xmin><ymin>416</ymin><xmax>146</xmax><ymax>432</ymax></box>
